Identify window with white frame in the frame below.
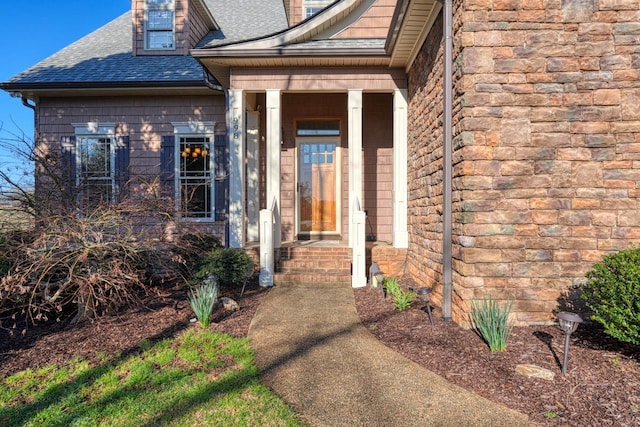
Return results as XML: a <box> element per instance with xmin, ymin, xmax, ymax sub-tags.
<box><xmin>303</xmin><ymin>0</ymin><xmax>333</xmax><ymax>19</ymax></box>
<box><xmin>145</xmin><ymin>0</ymin><xmax>175</xmax><ymax>50</ymax></box>
<box><xmin>79</xmin><ymin>136</ymin><xmax>114</xmax><ymax>204</ymax></box>
<box><xmin>178</xmin><ymin>135</ymin><xmax>213</xmax><ymax>218</ymax></box>
<box><xmin>71</xmin><ymin>123</ymin><xmax>117</xmax><ymax>207</ymax></box>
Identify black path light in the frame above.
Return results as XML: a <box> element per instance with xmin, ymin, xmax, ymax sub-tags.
<box><xmin>557</xmin><ymin>311</ymin><xmax>583</xmax><ymax>374</ymax></box>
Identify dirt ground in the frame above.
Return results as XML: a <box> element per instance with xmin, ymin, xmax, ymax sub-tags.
<box><xmin>1</xmin><ymin>282</ymin><xmax>638</xmax><ymax>426</ymax></box>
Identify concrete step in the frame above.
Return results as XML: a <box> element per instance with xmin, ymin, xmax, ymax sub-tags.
<box><xmin>274</xmin><ymin>273</ymin><xmax>352</xmax><ymax>287</ymax></box>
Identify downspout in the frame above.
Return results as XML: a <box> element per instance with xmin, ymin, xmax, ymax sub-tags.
<box><xmin>20</xmin><ymin>96</ymin><xmax>37</xmax><ymax>139</ymax></box>
<box><xmin>202</xmin><ymin>69</ymin><xmax>225</xmax><ymax>92</ymax></box>
<box><xmin>442</xmin><ymin>0</ymin><xmax>453</xmax><ymax>321</ymax></box>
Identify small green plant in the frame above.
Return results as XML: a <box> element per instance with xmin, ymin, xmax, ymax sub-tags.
<box><xmin>582</xmin><ymin>246</ymin><xmax>640</xmax><ymax>345</ymax></box>
<box><xmin>188</xmin><ymin>278</ymin><xmax>219</xmax><ymax>328</ymax></box>
<box><xmin>470</xmin><ymin>295</ymin><xmax>514</xmax><ymax>352</ymax></box>
<box><xmin>544</xmin><ymin>411</ymin><xmax>558</xmax><ymax>419</ymax></box>
<box><xmin>383</xmin><ymin>277</ymin><xmax>415</xmax><ymax>312</ymax></box>
<box><xmin>383</xmin><ymin>277</ymin><xmax>401</xmax><ymax>295</ymax></box>
<box><xmin>196</xmin><ymin>248</ymin><xmax>253</xmax><ymax>289</ymax></box>
<box><xmin>393</xmin><ymin>289</ymin><xmax>415</xmax><ymax>311</ymax></box>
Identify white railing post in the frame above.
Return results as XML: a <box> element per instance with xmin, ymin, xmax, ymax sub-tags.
<box><xmin>259</xmin><ymin>198</ymin><xmax>277</xmax><ymax>287</ymax></box>
<box><xmin>352</xmin><ymin>198</ymin><xmax>367</xmax><ymax>288</ymax></box>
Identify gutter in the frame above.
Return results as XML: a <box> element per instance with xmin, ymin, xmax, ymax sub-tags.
<box><xmin>442</xmin><ymin>0</ymin><xmax>453</xmax><ymax>321</ymax></box>
<box><xmin>202</xmin><ymin>69</ymin><xmax>225</xmax><ymax>92</ymax></box>
<box><xmin>0</xmin><ymin>80</ymin><xmax>210</xmax><ymax>92</ymax></box>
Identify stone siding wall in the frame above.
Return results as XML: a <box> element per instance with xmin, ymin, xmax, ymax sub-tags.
<box><xmin>407</xmin><ymin>12</ymin><xmax>449</xmax><ymax>310</ymax></box>
<box><xmin>460</xmin><ymin>0</ymin><xmax>640</xmax><ymax>324</ymax></box>
<box><xmin>408</xmin><ymin>0</ymin><xmax>640</xmax><ymax>325</ymax></box>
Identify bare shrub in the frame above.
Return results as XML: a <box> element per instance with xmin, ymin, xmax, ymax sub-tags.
<box><xmin>0</xmin><ymin>205</ymin><xmax>155</xmax><ymax>325</ymax></box>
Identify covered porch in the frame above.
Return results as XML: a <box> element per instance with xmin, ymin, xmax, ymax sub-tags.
<box><xmin>224</xmin><ymin>80</ymin><xmax>409</xmax><ymax>288</ymax></box>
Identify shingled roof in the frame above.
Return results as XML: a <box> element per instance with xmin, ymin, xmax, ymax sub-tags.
<box><xmin>2</xmin><ymin>0</ymin><xmax>288</xmax><ymax>90</ymax></box>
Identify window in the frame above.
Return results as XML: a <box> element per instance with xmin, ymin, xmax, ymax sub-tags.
<box><xmin>78</xmin><ymin>136</ymin><xmax>114</xmax><ymax>205</ymax></box>
<box><xmin>162</xmin><ymin>122</ymin><xmax>225</xmax><ymax>221</ymax></box>
<box><xmin>297</xmin><ymin>120</ymin><xmax>340</xmax><ymax>136</ymax></box>
<box><xmin>179</xmin><ymin>136</ymin><xmax>212</xmax><ymax>218</ymax></box>
<box><xmin>303</xmin><ymin>0</ymin><xmax>333</xmax><ymax>19</ymax></box>
<box><xmin>66</xmin><ymin>123</ymin><xmax>129</xmax><ymax>208</ymax></box>
<box><xmin>145</xmin><ymin>0</ymin><xmax>175</xmax><ymax>50</ymax></box>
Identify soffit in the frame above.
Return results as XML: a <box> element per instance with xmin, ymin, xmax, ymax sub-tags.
<box><xmin>192</xmin><ymin>0</ymin><xmax>219</xmax><ymax>30</ymax></box>
<box><xmin>387</xmin><ymin>0</ymin><xmax>441</xmax><ymax>69</ymax></box>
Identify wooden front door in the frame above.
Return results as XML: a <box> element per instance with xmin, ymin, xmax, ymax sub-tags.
<box><xmin>297</xmin><ymin>139</ymin><xmax>340</xmax><ymax>234</ymax></box>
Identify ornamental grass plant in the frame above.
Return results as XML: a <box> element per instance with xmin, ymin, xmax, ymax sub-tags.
<box><xmin>470</xmin><ymin>295</ymin><xmax>514</xmax><ymax>352</ymax></box>
<box><xmin>382</xmin><ymin>277</ymin><xmax>415</xmax><ymax>312</ymax></box>
<box><xmin>188</xmin><ymin>278</ymin><xmax>219</xmax><ymax>328</ymax></box>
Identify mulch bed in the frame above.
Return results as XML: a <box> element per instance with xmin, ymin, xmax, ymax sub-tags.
<box><xmin>353</xmin><ymin>284</ymin><xmax>640</xmax><ymax>427</ymax></box>
<box><xmin>0</xmin><ymin>284</ymin><xmax>268</xmax><ymax>377</ymax></box>
<box><xmin>1</xmin><ymin>281</ymin><xmax>638</xmax><ymax>427</ymax></box>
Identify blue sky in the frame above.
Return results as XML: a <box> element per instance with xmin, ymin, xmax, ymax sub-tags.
<box><xmin>0</xmin><ymin>1</ymin><xmax>130</xmax><ymax>185</ymax></box>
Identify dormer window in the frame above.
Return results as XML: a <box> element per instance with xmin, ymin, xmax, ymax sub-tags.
<box><xmin>303</xmin><ymin>0</ymin><xmax>333</xmax><ymax>19</ymax></box>
<box><xmin>146</xmin><ymin>0</ymin><xmax>175</xmax><ymax>50</ymax></box>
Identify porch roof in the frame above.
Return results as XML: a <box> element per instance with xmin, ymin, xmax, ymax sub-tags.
<box><xmin>192</xmin><ymin>0</ymin><xmax>395</xmax><ymax>87</ymax></box>
<box><xmin>386</xmin><ymin>0</ymin><xmax>442</xmax><ymax>69</ymax></box>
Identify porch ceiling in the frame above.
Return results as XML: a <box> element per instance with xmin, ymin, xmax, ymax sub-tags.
<box><xmin>386</xmin><ymin>0</ymin><xmax>442</xmax><ymax>70</ymax></box>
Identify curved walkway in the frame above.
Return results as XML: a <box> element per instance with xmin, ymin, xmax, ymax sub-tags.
<box><xmin>248</xmin><ymin>284</ymin><xmax>533</xmax><ymax>427</ymax></box>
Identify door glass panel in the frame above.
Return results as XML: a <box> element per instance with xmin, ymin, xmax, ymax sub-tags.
<box><xmin>299</xmin><ymin>142</ymin><xmax>337</xmax><ymax>232</ymax></box>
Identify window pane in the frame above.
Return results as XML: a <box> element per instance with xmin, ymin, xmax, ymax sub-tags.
<box><xmin>148</xmin><ymin>31</ymin><xmax>174</xmax><ymax>49</ymax></box>
<box><xmin>148</xmin><ymin>10</ymin><xmax>173</xmax><ymax>29</ymax></box>
<box><xmin>79</xmin><ymin>137</ymin><xmax>112</xmax><ymax>206</ymax></box>
<box><xmin>179</xmin><ymin>137</ymin><xmax>212</xmax><ymax>217</ymax></box>
<box><xmin>80</xmin><ymin>138</ymin><xmax>110</xmax><ymax>178</ymax></box>
<box><xmin>297</xmin><ymin>120</ymin><xmax>340</xmax><ymax>136</ymax></box>
<box><xmin>147</xmin><ymin>0</ymin><xmax>172</xmax><ymax>5</ymax></box>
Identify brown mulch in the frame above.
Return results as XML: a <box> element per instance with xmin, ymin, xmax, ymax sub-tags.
<box><xmin>1</xmin><ymin>281</ymin><xmax>638</xmax><ymax>427</ymax></box>
<box><xmin>0</xmin><ymin>283</ymin><xmax>268</xmax><ymax>377</ymax></box>
<box><xmin>354</xmin><ymin>284</ymin><xmax>640</xmax><ymax>427</ymax></box>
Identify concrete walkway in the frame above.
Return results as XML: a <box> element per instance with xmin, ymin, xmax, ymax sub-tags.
<box><xmin>248</xmin><ymin>284</ymin><xmax>533</xmax><ymax>427</ymax></box>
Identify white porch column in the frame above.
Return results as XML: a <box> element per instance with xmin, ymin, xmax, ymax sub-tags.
<box><xmin>349</xmin><ymin>90</ymin><xmax>366</xmax><ymax>287</ymax></box>
<box><xmin>228</xmin><ymin>89</ymin><xmax>245</xmax><ymax>248</ymax></box>
<box><xmin>348</xmin><ymin>90</ymin><xmax>363</xmax><ymax>249</ymax></box>
<box><xmin>246</xmin><ymin>111</ymin><xmax>260</xmax><ymax>243</ymax></box>
<box><xmin>393</xmin><ymin>89</ymin><xmax>409</xmax><ymax>249</ymax></box>
<box><xmin>266</xmin><ymin>89</ymin><xmax>281</xmax><ymax>248</ymax></box>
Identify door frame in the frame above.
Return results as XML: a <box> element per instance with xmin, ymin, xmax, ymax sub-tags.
<box><xmin>295</xmin><ymin>136</ymin><xmax>342</xmax><ymax>238</ymax></box>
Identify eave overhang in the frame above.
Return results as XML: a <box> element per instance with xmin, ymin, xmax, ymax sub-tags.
<box><xmin>386</xmin><ymin>0</ymin><xmax>442</xmax><ymax>70</ymax></box>
<box><xmin>0</xmin><ymin>80</ymin><xmax>222</xmax><ymax>100</ymax></box>
<box><xmin>192</xmin><ymin>0</ymin><xmax>219</xmax><ymax>30</ymax></box>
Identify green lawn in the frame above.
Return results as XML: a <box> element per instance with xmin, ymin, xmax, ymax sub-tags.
<box><xmin>0</xmin><ymin>329</ymin><xmax>304</xmax><ymax>427</ymax></box>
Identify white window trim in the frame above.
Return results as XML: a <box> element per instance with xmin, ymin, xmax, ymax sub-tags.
<box><xmin>71</xmin><ymin>122</ymin><xmax>117</xmax><ymax>200</ymax></box>
<box><xmin>172</xmin><ymin>121</ymin><xmax>216</xmax><ymax>222</ymax></box>
<box><xmin>144</xmin><ymin>0</ymin><xmax>176</xmax><ymax>51</ymax></box>
<box><xmin>303</xmin><ymin>0</ymin><xmax>333</xmax><ymax>19</ymax></box>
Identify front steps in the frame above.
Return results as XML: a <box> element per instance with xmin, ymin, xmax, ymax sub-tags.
<box><xmin>274</xmin><ymin>242</ymin><xmax>352</xmax><ymax>287</ymax></box>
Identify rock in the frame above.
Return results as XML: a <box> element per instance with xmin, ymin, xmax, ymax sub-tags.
<box><xmin>516</xmin><ymin>364</ymin><xmax>555</xmax><ymax>381</ymax></box>
<box><xmin>221</xmin><ymin>297</ymin><xmax>240</xmax><ymax>312</ymax></box>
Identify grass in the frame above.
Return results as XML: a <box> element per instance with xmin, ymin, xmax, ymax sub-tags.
<box><xmin>0</xmin><ymin>328</ymin><xmax>304</xmax><ymax>427</ymax></box>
